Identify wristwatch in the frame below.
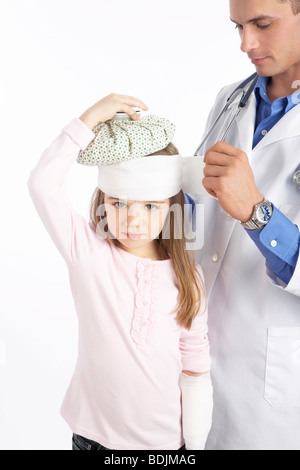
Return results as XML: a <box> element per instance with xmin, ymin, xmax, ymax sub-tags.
<box><xmin>241</xmin><ymin>199</ymin><xmax>273</xmax><ymax>230</ymax></box>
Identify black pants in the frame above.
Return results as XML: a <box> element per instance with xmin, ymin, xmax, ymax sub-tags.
<box><xmin>72</xmin><ymin>433</ymin><xmax>186</xmax><ymax>451</ymax></box>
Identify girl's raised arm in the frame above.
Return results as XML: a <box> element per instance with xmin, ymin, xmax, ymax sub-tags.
<box><xmin>28</xmin><ymin>94</ymin><xmax>148</xmax><ymax>263</ymax></box>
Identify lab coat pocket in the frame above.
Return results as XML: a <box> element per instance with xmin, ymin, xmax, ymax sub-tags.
<box><xmin>265</xmin><ymin>327</ymin><xmax>300</xmax><ymax>407</ymax></box>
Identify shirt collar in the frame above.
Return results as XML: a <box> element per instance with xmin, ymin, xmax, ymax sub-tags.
<box><xmin>254</xmin><ymin>75</ymin><xmax>298</xmax><ymax>112</ymax></box>
<box><xmin>254</xmin><ymin>75</ymin><xmax>269</xmax><ymax>105</ymax></box>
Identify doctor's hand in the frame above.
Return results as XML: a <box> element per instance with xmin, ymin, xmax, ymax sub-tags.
<box><xmin>203</xmin><ymin>142</ymin><xmax>263</xmax><ymax>223</ymax></box>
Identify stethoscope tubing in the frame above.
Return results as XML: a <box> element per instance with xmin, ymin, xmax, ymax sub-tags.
<box><xmin>293</xmin><ymin>170</ymin><xmax>300</xmax><ymax>189</ymax></box>
<box><xmin>195</xmin><ymin>72</ymin><xmax>300</xmax><ymax>189</ymax></box>
<box><xmin>195</xmin><ymin>73</ymin><xmax>258</xmax><ymax>155</ymax></box>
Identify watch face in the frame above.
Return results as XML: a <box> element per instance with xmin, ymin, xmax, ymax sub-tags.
<box><xmin>257</xmin><ymin>204</ymin><xmax>272</xmax><ymax>224</ymax></box>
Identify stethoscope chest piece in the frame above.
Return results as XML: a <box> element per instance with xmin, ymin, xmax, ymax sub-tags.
<box><xmin>293</xmin><ymin>170</ymin><xmax>300</xmax><ymax>188</ymax></box>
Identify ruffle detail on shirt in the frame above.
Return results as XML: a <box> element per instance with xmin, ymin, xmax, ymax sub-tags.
<box><xmin>131</xmin><ymin>259</ymin><xmax>159</xmax><ymax>346</ymax></box>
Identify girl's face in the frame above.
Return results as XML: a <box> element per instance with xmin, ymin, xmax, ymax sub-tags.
<box><xmin>104</xmin><ymin>195</ymin><xmax>170</xmax><ymax>259</ymax></box>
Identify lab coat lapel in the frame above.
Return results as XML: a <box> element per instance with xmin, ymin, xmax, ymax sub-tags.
<box><xmin>202</xmin><ymin>94</ymin><xmax>257</xmax><ymax>297</ymax></box>
<box><xmin>254</xmin><ymin>103</ymin><xmax>300</xmax><ymax>150</ymax></box>
<box><xmin>199</xmin><ymin>95</ymin><xmax>257</xmax><ymax>297</ymax></box>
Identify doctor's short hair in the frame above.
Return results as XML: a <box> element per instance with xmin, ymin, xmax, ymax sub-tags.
<box><xmin>278</xmin><ymin>0</ymin><xmax>300</xmax><ymax>14</ymax></box>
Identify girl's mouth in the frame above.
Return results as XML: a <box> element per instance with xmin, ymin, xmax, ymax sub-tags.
<box><xmin>122</xmin><ymin>232</ymin><xmax>144</xmax><ymax>239</ymax></box>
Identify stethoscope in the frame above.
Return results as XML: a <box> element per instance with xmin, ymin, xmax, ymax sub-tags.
<box><xmin>195</xmin><ymin>71</ymin><xmax>300</xmax><ymax>190</ymax></box>
<box><xmin>294</xmin><ymin>169</ymin><xmax>300</xmax><ymax>190</ymax></box>
<box><xmin>195</xmin><ymin>72</ymin><xmax>259</xmax><ymax>155</ymax></box>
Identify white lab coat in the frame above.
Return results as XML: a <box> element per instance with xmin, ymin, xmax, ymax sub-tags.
<box><xmin>193</xmin><ymin>80</ymin><xmax>300</xmax><ymax>450</ymax></box>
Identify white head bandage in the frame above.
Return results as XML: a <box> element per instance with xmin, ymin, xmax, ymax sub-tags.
<box><xmin>98</xmin><ymin>154</ymin><xmax>207</xmax><ymax>200</ymax></box>
<box><xmin>77</xmin><ymin>112</ymin><xmax>208</xmax><ymax>200</ymax></box>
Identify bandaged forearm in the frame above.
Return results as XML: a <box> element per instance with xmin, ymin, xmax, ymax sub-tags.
<box><xmin>181</xmin><ymin>372</ymin><xmax>213</xmax><ymax>450</ymax></box>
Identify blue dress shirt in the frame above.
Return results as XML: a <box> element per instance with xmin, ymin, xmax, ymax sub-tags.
<box><xmin>246</xmin><ymin>76</ymin><xmax>300</xmax><ymax>284</ymax></box>
<box><xmin>253</xmin><ymin>76</ymin><xmax>298</xmax><ymax>147</ymax></box>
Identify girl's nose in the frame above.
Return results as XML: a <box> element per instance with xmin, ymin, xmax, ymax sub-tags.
<box><xmin>127</xmin><ymin>206</ymin><xmax>142</xmax><ymax>228</ymax></box>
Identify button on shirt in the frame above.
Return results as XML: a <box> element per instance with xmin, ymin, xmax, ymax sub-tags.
<box><xmin>246</xmin><ymin>206</ymin><xmax>299</xmax><ymax>285</ymax></box>
<box><xmin>246</xmin><ymin>76</ymin><xmax>300</xmax><ymax>285</ymax></box>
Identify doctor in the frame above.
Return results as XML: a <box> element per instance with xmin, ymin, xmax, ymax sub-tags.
<box><xmin>195</xmin><ymin>0</ymin><xmax>300</xmax><ymax>450</ymax></box>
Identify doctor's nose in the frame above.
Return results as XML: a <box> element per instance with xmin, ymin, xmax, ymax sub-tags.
<box><xmin>240</xmin><ymin>28</ymin><xmax>260</xmax><ymax>54</ymax></box>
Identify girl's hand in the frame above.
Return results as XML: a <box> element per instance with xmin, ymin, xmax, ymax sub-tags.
<box><xmin>79</xmin><ymin>93</ymin><xmax>148</xmax><ymax>130</ymax></box>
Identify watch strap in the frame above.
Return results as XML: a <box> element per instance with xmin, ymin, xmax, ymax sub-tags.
<box><xmin>241</xmin><ymin>199</ymin><xmax>272</xmax><ymax>230</ymax></box>
<box><xmin>242</xmin><ymin>218</ymin><xmax>261</xmax><ymax>230</ymax></box>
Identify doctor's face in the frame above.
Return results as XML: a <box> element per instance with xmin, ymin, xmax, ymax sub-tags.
<box><xmin>230</xmin><ymin>0</ymin><xmax>300</xmax><ymax>78</ymax></box>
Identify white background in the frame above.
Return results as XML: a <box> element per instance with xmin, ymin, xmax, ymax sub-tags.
<box><xmin>0</xmin><ymin>0</ymin><xmax>254</xmax><ymax>450</ymax></box>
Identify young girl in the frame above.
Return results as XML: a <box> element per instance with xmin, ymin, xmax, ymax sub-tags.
<box><xmin>28</xmin><ymin>93</ymin><xmax>213</xmax><ymax>451</ymax></box>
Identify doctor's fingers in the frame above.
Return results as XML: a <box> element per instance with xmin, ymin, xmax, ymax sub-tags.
<box><xmin>203</xmin><ymin>164</ymin><xmax>227</xmax><ymax>178</ymax></box>
<box><xmin>206</xmin><ymin>141</ymin><xmax>247</xmax><ymax>158</ymax></box>
<box><xmin>202</xmin><ymin>176</ymin><xmax>220</xmax><ymax>197</ymax></box>
<box><xmin>204</xmin><ymin>151</ymin><xmax>234</xmax><ymax>167</ymax></box>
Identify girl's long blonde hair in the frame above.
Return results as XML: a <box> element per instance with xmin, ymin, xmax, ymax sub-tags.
<box><xmin>90</xmin><ymin>143</ymin><xmax>205</xmax><ymax>330</ymax></box>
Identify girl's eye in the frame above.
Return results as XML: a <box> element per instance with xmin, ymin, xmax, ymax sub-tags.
<box><xmin>235</xmin><ymin>24</ymin><xmax>243</xmax><ymax>30</ymax></box>
<box><xmin>114</xmin><ymin>202</ymin><xmax>127</xmax><ymax>209</ymax></box>
<box><xmin>145</xmin><ymin>204</ymin><xmax>158</xmax><ymax>211</ymax></box>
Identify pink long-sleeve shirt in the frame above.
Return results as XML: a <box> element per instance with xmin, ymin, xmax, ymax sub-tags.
<box><xmin>28</xmin><ymin>118</ymin><xmax>211</xmax><ymax>450</ymax></box>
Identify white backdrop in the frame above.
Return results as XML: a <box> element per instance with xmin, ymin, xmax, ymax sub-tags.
<box><xmin>0</xmin><ymin>0</ymin><xmax>254</xmax><ymax>450</ymax></box>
